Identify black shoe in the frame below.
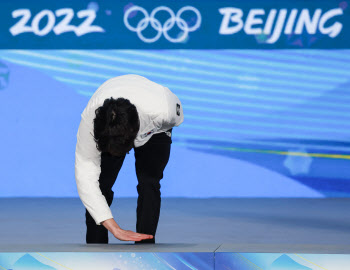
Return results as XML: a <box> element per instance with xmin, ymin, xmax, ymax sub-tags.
<box><xmin>134</xmin><ymin>238</ymin><xmax>155</xmax><ymax>244</ymax></box>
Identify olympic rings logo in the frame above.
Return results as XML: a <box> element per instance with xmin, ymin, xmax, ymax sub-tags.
<box><xmin>124</xmin><ymin>6</ymin><xmax>201</xmax><ymax>43</ymax></box>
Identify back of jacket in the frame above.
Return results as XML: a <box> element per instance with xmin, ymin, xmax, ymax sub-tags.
<box><xmin>75</xmin><ymin>74</ymin><xmax>184</xmax><ymax>226</ymax></box>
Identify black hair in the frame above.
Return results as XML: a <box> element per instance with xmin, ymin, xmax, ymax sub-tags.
<box><xmin>93</xmin><ymin>97</ymin><xmax>140</xmax><ymax>156</ymax></box>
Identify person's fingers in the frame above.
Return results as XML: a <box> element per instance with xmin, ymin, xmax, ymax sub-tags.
<box><xmin>129</xmin><ymin>235</ymin><xmax>151</xmax><ymax>241</ymax></box>
<box><xmin>123</xmin><ymin>235</ymin><xmax>141</xmax><ymax>241</ymax></box>
<box><xmin>125</xmin><ymin>233</ymin><xmax>144</xmax><ymax>239</ymax></box>
<box><xmin>127</xmin><ymin>236</ymin><xmax>153</xmax><ymax>241</ymax></box>
<box><xmin>140</xmin><ymin>234</ymin><xmax>153</xmax><ymax>239</ymax></box>
<box><xmin>133</xmin><ymin>234</ymin><xmax>150</xmax><ymax>239</ymax></box>
<box><xmin>119</xmin><ymin>230</ymin><xmax>153</xmax><ymax>241</ymax></box>
<box><xmin>136</xmin><ymin>233</ymin><xmax>153</xmax><ymax>238</ymax></box>
<box><xmin>128</xmin><ymin>231</ymin><xmax>152</xmax><ymax>238</ymax></box>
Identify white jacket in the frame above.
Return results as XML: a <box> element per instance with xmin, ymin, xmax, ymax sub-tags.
<box><xmin>75</xmin><ymin>74</ymin><xmax>184</xmax><ymax>225</ymax></box>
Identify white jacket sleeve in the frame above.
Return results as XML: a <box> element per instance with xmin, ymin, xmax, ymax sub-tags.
<box><xmin>75</xmin><ymin>113</ymin><xmax>114</xmax><ymax>226</ymax></box>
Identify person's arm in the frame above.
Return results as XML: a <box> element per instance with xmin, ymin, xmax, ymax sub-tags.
<box><xmin>75</xmin><ymin>114</ymin><xmax>114</xmax><ymax>226</ymax></box>
<box><xmin>75</xmin><ymin>111</ymin><xmax>153</xmax><ymax>241</ymax></box>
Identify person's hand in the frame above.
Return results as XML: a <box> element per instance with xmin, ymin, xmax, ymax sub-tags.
<box><xmin>101</xmin><ymin>218</ymin><xmax>153</xmax><ymax>242</ymax></box>
<box><xmin>113</xmin><ymin>228</ymin><xmax>154</xmax><ymax>242</ymax></box>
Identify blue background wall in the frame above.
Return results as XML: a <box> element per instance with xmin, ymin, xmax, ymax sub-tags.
<box><xmin>0</xmin><ymin>1</ymin><xmax>349</xmax><ymax>198</ymax></box>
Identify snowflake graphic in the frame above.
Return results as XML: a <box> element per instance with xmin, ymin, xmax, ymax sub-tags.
<box><xmin>283</xmin><ymin>148</ymin><xmax>312</xmax><ymax>175</ymax></box>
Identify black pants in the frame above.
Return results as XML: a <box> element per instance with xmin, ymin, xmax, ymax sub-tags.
<box><xmin>85</xmin><ymin>128</ymin><xmax>172</xmax><ymax>244</ymax></box>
